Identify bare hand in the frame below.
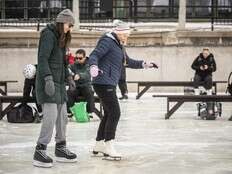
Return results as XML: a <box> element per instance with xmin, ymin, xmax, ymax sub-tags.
<box><xmin>74</xmin><ymin>74</ymin><xmax>80</xmax><ymax>81</ymax></box>
<box><xmin>200</xmin><ymin>66</ymin><xmax>204</xmax><ymax>70</ymax></box>
<box><xmin>204</xmin><ymin>65</ymin><xmax>208</xmax><ymax>69</ymax></box>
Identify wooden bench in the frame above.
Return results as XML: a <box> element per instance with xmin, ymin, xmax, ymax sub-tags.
<box><xmin>0</xmin><ymin>95</ymin><xmax>103</xmax><ymax>120</ymax></box>
<box><xmin>152</xmin><ymin>94</ymin><xmax>232</xmax><ymax>120</ymax></box>
<box><xmin>127</xmin><ymin>81</ymin><xmax>227</xmax><ymax>99</ymax></box>
<box><xmin>0</xmin><ymin>81</ymin><xmax>18</xmax><ymax>95</ymax></box>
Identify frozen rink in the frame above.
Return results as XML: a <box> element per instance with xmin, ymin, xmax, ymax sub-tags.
<box><xmin>0</xmin><ymin>93</ymin><xmax>232</xmax><ymax>174</ymax></box>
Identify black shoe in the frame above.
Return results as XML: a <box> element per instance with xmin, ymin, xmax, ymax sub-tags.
<box><xmin>67</xmin><ymin>113</ymin><xmax>73</xmax><ymax>118</ymax></box>
<box><xmin>33</xmin><ymin>144</ymin><xmax>53</xmax><ymax>168</ymax></box>
<box><xmin>55</xmin><ymin>141</ymin><xmax>77</xmax><ymax>163</ymax></box>
<box><xmin>228</xmin><ymin>116</ymin><xmax>232</xmax><ymax>121</ymax></box>
<box><xmin>119</xmin><ymin>95</ymin><xmax>128</xmax><ymax>100</ymax></box>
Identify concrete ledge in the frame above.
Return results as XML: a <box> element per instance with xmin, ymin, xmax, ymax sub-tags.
<box><xmin>1</xmin><ymin>30</ymin><xmax>232</xmax><ymax>48</ymax></box>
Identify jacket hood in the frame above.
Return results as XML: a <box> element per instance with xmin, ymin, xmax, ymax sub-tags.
<box><xmin>105</xmin><ymin>32</ymin><xmax>121</xmax><ymax>46</ymax></box>
<box><xmin>46</xmin><ymin>23</ymin><xmax>59</xmax><ymax>39</ymax></box>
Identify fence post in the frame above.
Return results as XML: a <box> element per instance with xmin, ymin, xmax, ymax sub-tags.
<box><xmin>134</xmin><ymin>0</ymin><xmax>138</xmax><ymax>22</ymax></box>
<box><xmin>177</xmin><ymin>0</ymin><xmax>186</xmax><ymax>30</ymax></box>
<box><xmin>73</xmin><ymin>0</ymin><xmax>80</xmax><ymax>31</ymax></box>
<box><xmin>211</xmin><ymin>0</ymin><xmax>216</xmax><ymax>31</ymax></box>
<box><xmin>1</xmin><ymin>0</ymin><xmax>6</xmax><ymax>19</ymax></box>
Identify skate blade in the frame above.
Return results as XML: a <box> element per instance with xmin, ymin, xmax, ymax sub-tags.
<box><xmin>55</xmin><ymin>157</ymin><xmax>77</xmax><ymax>163</ymax></box>
<box><xmin>102</xmin><ymin>156</ymin><xmax>122</xmax><ymax>161</ymax></box>
<box><xmin>33</xmin><ymin>160</ymin><xmax>53</xmax><ymax>168</ymax></box>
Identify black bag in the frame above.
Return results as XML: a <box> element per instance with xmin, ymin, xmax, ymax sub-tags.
<box><xmin>7</xmin><ymin>104</ymin><xmax>35</xmax><ymax>123</ymax></box>
<box><xmin>226</xmin><ymin>72</ymin><xmax>232</xmax><ymax>95</ymax></box>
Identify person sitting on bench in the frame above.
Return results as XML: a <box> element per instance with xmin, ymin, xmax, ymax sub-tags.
<box><xmin>67</xmin><ymin>49</ymin><xmax>95</xmax><ymax>118</ymax></box>
<box><xmin>118</xmin><ymin>65</ymin><xmax>128</xmax><ymax>100</ymax></box>
<box><xmin>191</xmin><ymin>48</ymin><xmax>217</xmax><ymax>95</ymax></box>
<box><xmin>23</xmin><ymin>64</ymin><xmax>43</xmax><ymax>120</ymax></box>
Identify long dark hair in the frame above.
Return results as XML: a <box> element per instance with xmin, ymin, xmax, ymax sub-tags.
<box><xmin>56</xmin><ymin>22</ymin><xmax>71</xmax><ymax>48</ymax></box>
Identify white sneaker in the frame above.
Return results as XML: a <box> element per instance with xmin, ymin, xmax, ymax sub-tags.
<box><xmin>92</xmin><ymin>140</ymin><xmax>105</xmax><ymax>155</ymax></box>
<box><xmin>104</xmin><ymin>140</ymin><xmax>121</xmax><ymax>158</ymax></box>
<box><xmin>194</xmin><ymin>88</ymin><xmax>200</xmax><ymax>95</ymax></box>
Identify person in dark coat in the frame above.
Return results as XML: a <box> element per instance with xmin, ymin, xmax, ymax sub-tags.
<box><xmin>191</xmin><ymin>48</ymin><xmax>217</xmax><ymax>95</ymax></box>
<box><xmin>33</xmin><ymin>9</ymin><xmax>77</xmax><ymax>168</ymax></box>
<box><xmin>22</xmin><ymin>64</ymin><xmax>43</xmax><ymax>122</ymax></box>
<box><xmin>67</xmin><ymin>49</ymin><xmax>95</xmax><ymax>117</ymax></box>
<box><xmin>118</xmin><ymin>65</ymin><xmax>128</xmax><ymax>100</ymax></box>
<box><xmin>89</xmin><ymin>20</ymin><xmax>158</xmax><ymax>159</ymax></box>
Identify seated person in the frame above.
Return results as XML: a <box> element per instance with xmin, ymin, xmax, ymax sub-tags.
<box><xmin>118</xmin><ymin>66</ymin><xmax>128</xmax><ymax>100</ymax></box>
<box><xmin>67</xmin><ymin>49</ymin><xmax>95</xmax><ymax>117</ymax></box>
<box><xmin>23</xmin><ymin>64</ymin><xmax>43</xmax><ymax>121</ymax></box>
<box><xmin>191</xmin><ymin>48</ymin><xmax>217</xmax><ymax>95</ymax></box>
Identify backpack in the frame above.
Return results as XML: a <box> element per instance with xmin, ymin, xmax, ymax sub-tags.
<box><xmin>226</xmin><ymin>72</ymin><xmax>232</xmax><ymax>95</ymax></box>
<box><xmin>197</xmin><ymin>102</ymin><xmax>222</xmax><ymax>120</ymax></box>
<box><xmin>7</xmin><ymin>103</ymin><xmax>36</xmax><ymax>123</ymax></box>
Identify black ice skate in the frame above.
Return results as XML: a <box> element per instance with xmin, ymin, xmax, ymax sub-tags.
<box><xmin>33</xmin><ymin>144</ymin><xmax>53</xmax><ymax>168</ymax></box>
<box><xmin>55</xmin><ymin>141</ymin><xmax>77</xmax><ymax>163</ymax></box>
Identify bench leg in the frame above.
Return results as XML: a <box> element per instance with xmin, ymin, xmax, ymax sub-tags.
<box><xmin>4</xmin><ymin>84</ymin><xmax>7</xmax><ymax>95</ymax></box>
<box><xmin>0</xmin><ymin>100</ymin><xmax>3</xmax><ymax>120</ymax></box>
<box><xmin>0</xmin><ymin>88</ymin><xmax>6</xmax><ymax>95</ymax></box>
<box><xmin>0</xmin><ymin>102</ymin><xmax>18</xmax><ymax>120</ymax></box>
<box><xmin>137</xmin><ymin>84</ymin><xmax>140</xmax><ymax>98</ymax></box>
<box><xmin>165</xmin><ymin>100</ymin><xmax>184</xmax><ymax>119</ymax></box>
<box><xmin>136</xmin><ymin>85</ymin><xmax>151</xmax><ymax>100</ymax></box>
<box><xmin>214</xmin><ymin>84</ymin><xmax>217</xmax><ymax>94</ymax></box>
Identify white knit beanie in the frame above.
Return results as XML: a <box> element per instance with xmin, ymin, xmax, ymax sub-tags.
<box><xmin>113</xmin><ymin>19</ymin><xmax>131</xmax><ymax>34</ymax></box>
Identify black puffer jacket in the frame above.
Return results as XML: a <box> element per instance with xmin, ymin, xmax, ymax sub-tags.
<box><xmin>191</xmin><ymin>53</ymin><xmax>217</xmax><ymax>77</ymax></box>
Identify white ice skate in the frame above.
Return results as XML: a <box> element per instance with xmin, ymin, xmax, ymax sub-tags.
<box><xmin>102</xmin><ymin>140</ymin><xmax>122</xmax><ymax>161</ymax></box>
<box><xmin>92</xmin><ymin>140</ymin><xmax>105</xmax><ymax>157</ymax></box>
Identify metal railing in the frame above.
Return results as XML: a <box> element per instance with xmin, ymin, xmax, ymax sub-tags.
<box><xmin>0</xmin><ymin>0</ymin><xmax>231</xmax><ymax>31</ymax></box>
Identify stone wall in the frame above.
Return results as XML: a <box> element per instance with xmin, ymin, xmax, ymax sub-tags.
<box><xmin>0</xmin><ymin>30</ymin><xmax>231</xmax><ymax>93</ymax></box>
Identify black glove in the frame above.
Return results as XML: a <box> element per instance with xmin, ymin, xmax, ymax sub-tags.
<box><xmin>151</xmin><ymin>63</ymin><xmax>158</xmax><ymax>69</ymax></box>
<box><xmin>44</xmin><ymin>76</ymin><xmax>55</xmax><ymax>96</ymax></box>
<box><xmin>68</xmin><ymin>76</ymin><xmax>76</xmax><ymax>91</ymax></box>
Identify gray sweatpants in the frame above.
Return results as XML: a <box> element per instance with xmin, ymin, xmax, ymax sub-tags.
<box><xmin>37</xmin><ymin>103</ymin><xmax>68</xmax><ymax>145</ymax></box>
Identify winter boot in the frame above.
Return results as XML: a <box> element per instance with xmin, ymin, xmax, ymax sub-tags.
<box><xmin>33</xmin><ymin>144</ymin><xmax>53</xmax><ymax>168</ymax></box>
<box><xmin>55</xmin><ymin>141</ymin><xmax>77</xmax><ymax>163</ymax></box>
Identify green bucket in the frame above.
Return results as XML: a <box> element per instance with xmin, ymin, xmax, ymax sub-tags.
<box><xmin>70</xmin><ymin>102</ymin><xmax>89</xmax><ymax>123</ymax></box>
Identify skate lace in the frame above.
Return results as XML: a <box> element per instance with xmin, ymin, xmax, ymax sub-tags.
<box><xmin>38</xmin><ymin>150</ymin><xmax>49</xmax><ymax>159</ymax></box>
<box><xmin>59</xmin><ymin>146</ymin><xmax>73</xmax><ymax>155</ymax></box>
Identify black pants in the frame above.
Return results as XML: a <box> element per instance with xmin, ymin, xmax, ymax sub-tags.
<box><xmin>67</xmin><ymin>86</ymin><xmax>95</xmax><ymax>113</ymax></box>
<box><xmin>93</xmin><ymin>84</ymin><xmax>121</xmax><ymax>141</ymax></box>
<box><xmin>118</xmin><ymin>79</ymin><xmax>128</xmax><ymax>96</ymax></box>
<box><xmin>193</xmin><ymin>74</ymin><xmax>213</xmax><ymax>90</ymax></box>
